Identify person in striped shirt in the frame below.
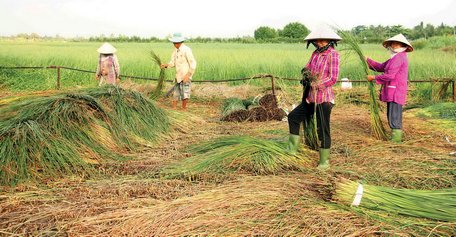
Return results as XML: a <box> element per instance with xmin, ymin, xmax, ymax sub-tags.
<box><xmin>287</xmin><ymin>27</ymin><xmax>341</xmax><ymax>170</ymax></box>
<box><xmin>95</xmin><ymin>43</ymin><xmax>120</xmax><ymax>86</ymax></box>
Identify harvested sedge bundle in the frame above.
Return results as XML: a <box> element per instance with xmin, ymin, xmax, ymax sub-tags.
<box><xmin>162</xmin><ymin>136</ymin><xmax>309</xmax><ymax>179</ymax></box>
<box><xmin>334</xmin><ymin>179</ymin><xmax>456</xmax><ymax>222</ymax></box>
<box><xmin>150</xmin><ymin>50</ymin><xmax>166</xmax><ymax>99</ymax></box>
<box><xmin>339</xmin><ymin>31</ymin><xmax>388</xmax><ymax>140</ymax></box>
<box><xmin>221</xmin><ymin>97</ymin><xmax>247</xmax><ymax>117</ymax></box>
<box><xmin>0</xmin><ymin>86</ymin><xmax>169</xmax><ymax>186</ymax></box>
<box><xmin>303</xmin><ymin>117</ymin><xmax>319</xmax><ymax>150</ymax></box>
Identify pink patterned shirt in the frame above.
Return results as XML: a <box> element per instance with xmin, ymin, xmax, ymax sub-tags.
<box><xmin>305</xmin><ymin>47</ymin><xmax>340</xmax><ymax>104</ymax></box>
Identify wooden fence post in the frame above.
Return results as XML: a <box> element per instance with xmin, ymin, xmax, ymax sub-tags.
<box><xmin>270</xmin><ymin>75</ymin><xmax>276</xmax><ymax>96</ymax></box>
<box><xmin>453</xmin><ymin>79</ymin><xmax>456</xmax><ymax>102</ymax></box>
<box><xmin>57</xmin><ymin>66</ymin><xmax>61</xmax><ymax>90</ymax></box>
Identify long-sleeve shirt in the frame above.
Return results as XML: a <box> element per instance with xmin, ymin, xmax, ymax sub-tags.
<box><xmin>367</xmin><ymin>52</ymin><xmax>409</xmax><ymax>105</ymax></box>
<box><xmin>167</xmin><ymin>44</ymin><xmax>197</xmax><ymax>83</ymax></box>
<box><xmin>96</xmin><ymin>54</ymin><xmax>120</xmax><ymax>85</ymax></box>
<box><xmin>305</xmin><ymin>47</ymin><xmax>340</xmax><ymax>104</ymax></box>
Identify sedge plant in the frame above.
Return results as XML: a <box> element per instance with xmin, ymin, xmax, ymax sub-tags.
<box><xmin>338</xmin><ymin>30</ymin><xmax>388</xmax><ymax>140</ymax></box>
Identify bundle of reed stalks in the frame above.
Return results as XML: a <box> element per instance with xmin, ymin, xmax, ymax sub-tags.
<box><xmin>333</xmin><ymin>178</ymin><xmax>456</xmax><ymax>222</ymax></box>
<box><xmin>338</xmin><ymin>30</ymin><xmax>388</xmax><ymax>140</ymax></box>
<box><xmin>150</xmin><ymin>50</ymin><xmax>166</xmax><ymax>99</ymax></box>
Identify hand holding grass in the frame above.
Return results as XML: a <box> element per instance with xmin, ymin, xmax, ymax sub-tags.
<box><xmin>367</xmin><ymin>75</ymin><xmax>375</xmax><ymax>82</ymax></box>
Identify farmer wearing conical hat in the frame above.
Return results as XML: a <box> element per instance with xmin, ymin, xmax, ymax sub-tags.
<box><xmin>161</xmin><ymin>33</ymin><xmax>197</xmax><ymax>110</ymax></box>
<box><xmin>287</xmin><ymin>26</ymin><xmax>341</xmax><ymax>169</ymax></box>
<box><xmin>95</xmin><ymin>42</ymin><xmax>121</xmax><ymax>86</ymax></box>
<box><xmin>366</xmin><ymin>34</ymin><xmax>413</xmax><ymax>143</ymax></box>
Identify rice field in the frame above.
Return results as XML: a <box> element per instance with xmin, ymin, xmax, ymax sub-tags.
<box><xmin>1</xmin><ymin>40</ymin><xmax>456</xmax><ymax>92</ymax></box>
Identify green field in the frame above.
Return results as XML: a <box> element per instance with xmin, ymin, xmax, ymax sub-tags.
<box><xmin>1</xmin><ymin>40</ymin><xmax>455</xmax><ymax>92</ymax></box>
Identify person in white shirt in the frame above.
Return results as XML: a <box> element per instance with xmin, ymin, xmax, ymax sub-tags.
<box><xmin>161</xmin><ymin>33</ymin><xmax>197</xmax><ymax>110</ymax></box>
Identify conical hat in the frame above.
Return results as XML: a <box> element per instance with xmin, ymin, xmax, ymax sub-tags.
<box><xmin>168</xmin><ymin>33</ymin><xmax>187</xmax><ymax>43</ymax></box>
<box><xmin>383</xmin><ymin>34</ymin><xmax>413</xmax><ymax>52</ymax></box>
<box><xmin>97</xmin><ymin>43</ymin><xmax>117</xmax><ymax>54</ymax></box>
<box><xmin>304</xmin><ymin>27</ymin><xmax>342</xmax><ymax>41</ymax></box>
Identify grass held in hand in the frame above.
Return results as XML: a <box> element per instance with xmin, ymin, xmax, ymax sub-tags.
<box><xmin>339</xmin><ymin>30</ymin><xmax>388</xmax><ymax>140</ymax></box>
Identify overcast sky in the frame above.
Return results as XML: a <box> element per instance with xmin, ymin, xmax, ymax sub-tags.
<box><xmin>1</xmin><ymin>0</ymin><xmax>455</xmax><ymax>38</ymax></box>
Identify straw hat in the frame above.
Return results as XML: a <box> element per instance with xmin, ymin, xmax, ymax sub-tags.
<box><xmin>383</xmin><ymin>34</ymin><xmax>413</xmax><ymax>52</ymax></box>
<box><xmin>168</xmin><ymin>33</ymin><xmax>187</xmax><ymax>43</ymax></box>
<box><xmin>304</xmin><ymin>27</ymin><xmax>342</xmax><ymax>41</ymax></box>
<box><xmin>97</xmin><ymin>43</ymin><xmax>117</xmax><ymax>54</ymax></box>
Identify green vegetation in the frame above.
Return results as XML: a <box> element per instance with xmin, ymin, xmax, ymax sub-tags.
<box><xmin>0</xmin><ymin>86</ymin><xmax>169</xmax><ymax>186</ymax></box>
<box><xmin>162</xmin><ymin>136</ymin><xmax>309</xmax><ymax>180</ymax></box>
<box><xmin>339</xmin><ymin>30</ymin><xmax>388</xmax><ymax>140</ymax></box>
<box><xmin>149</xmin><ymin>50</ymin><xmax>166</xmax><ymax>99</ymax></box>
<box><xmin>334</xmin><ymin>179</ymin><xmax>456</xmax><ymax>222</ymax></box>
<box><xmin>1</xmin><ymin>40</ymin><xmax>455</xmax><ymax>95</ymax></box>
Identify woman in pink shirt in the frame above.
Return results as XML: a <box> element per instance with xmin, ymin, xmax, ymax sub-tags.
<box><xmin>287</xmin><ymin>27</ymin><xmax>341</xmax><ymax>169</ymax></box>
<box><xmin>366</xmin><ymin>34</ymin><xmax>413</xmax><ymax>143</ymax></box>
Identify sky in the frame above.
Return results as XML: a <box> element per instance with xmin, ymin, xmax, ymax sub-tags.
<box><xmin>1</xmin><ymin>0</ymin><xmax>456</xmax><ymax>38</ymax></box>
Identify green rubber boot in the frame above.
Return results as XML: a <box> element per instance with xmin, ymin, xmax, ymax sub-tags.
<box><xmin>391</xmin><ymin>129</ymin><xmax>402</xmax><ymax>143</ymax></box>
<box><xmin>317</xmin><ymin>148</ymin><xmax>330</xmax><ymax>170</ymax></box>
<box><xmin>286</xmin><ymin>134</ymin><xmax>300</xmax><ymax>154</ymax></box>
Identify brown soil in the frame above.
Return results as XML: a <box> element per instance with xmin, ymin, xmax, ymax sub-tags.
<box><xmin>1</xmin><ymin>86</ymin><xmax>455</xmax><ymax>236</ymax></box>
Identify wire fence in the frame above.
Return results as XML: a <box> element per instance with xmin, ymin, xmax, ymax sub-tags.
<box><xmin>1</xmin><ymin>65</ymin><xmax>455</xmax><ymax>101</ymax></box>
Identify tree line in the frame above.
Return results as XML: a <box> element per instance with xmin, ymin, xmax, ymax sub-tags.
<box><xmin>254</xmin><ymin>22</ymin><xmax>456</xmax><ymax>43</ymax></box>
<box><xmin>3</xmin><ymin>22</ymin><xmax>455</xmax><ymax>44</ymax></box>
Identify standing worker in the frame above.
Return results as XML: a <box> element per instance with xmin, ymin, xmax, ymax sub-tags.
<box><xmin>95</xmin><ymin>42</ymin><xmax>120</xmax><ymax>86</ymax></box>
<box><xmin>366</xmin><ymin>34</ymin><xmax>413</xmax><ymax>143</ymax></box>
<box><xmin>287</xmin><ymin>27</ymin><xmax>341</xmax><ymax>169</ymax></box>
<box><xmin>161</xmin><ymin>33</ymin><xmax>197</xmax><ymax>110</ymax></box>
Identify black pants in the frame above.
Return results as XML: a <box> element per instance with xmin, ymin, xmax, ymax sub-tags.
<box><xmin>387</xmin><ymin>102</ymin><xmax>403</xmax><ymax>129</ymax></box>
<box><xmin>288</xmin><ymin>102</ymin><xmax>333</xmax><ymax>149</ymax></box>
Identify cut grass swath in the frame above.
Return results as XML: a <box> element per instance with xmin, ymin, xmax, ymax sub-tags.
<box><xmin>162</xmin><ymin>136</ymin><xmax>309</xmax><ymax>180</ymax></box>
<box><xmin>0</xmin><ymin>86</ymin><xmax>169</xmax><ymax>186</ymax></box>
<box><xmin>221</xmin><ymin>97</ymin><xmax>247</xmax><ymax>117</ymax></box>
<box><xmin>333</xmin><ymin>179</ymin><xmax>456</xmax><ymax>222</ymax></box>
<box><xmin>338</xmin><ymin>30</ymin><xmax>388</xmax><ymax>140</ymax></box>
<box><xmin>150</xmin><ymin>50</ymin><xmax>166</xmax><ymax>99</ymax></box>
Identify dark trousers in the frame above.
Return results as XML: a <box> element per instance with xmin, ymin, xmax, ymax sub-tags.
<box><xmin>387</xmin><ymin>102</ymin><xmax>403</xmax><ymax>129</ymax></box>
<box><xmin>288</xmin><ymin>102</ymin><xmax>333</xmax><ymax>149</ymax></box>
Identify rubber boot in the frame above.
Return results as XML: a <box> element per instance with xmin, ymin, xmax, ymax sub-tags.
<box><xmin>317</xmin><ymin>148</ymin><xmax>330</xmax><ymax>170</ymax></box>
<box><xmin>182</xmin><ymin>99</ymin><xmax>188</xmax><ymax>110</ymax></box>
<box><xmin>391</xmin><ymin>129</ymin><xmax>402</xmax><ymax>143</ymax></box>
<box><xmin>286</xmin><ymin>134</ymin><xmax>300</xmax><ymax>154</ymax></box>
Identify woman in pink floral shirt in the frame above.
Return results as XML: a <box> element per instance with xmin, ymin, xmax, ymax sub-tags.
<box><xmin>287</xmin><ymin>27</ymin><xmax>341</xmax><ymax>170</ymax></box>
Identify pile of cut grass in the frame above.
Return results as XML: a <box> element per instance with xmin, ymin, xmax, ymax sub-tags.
<box><xmin>221</xmin><ymin>95</ymin><xmax>286</xmax><ymax>122</ymax></box>
<box><xmin>0</xmin><ymin>86</ymin><xmax>169</xmax><ymax>186</ymax></box>
<box><xmin>162</xmin><ymin>136</ymin><xmax>309</xmax><ymax>180</ymax></box>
